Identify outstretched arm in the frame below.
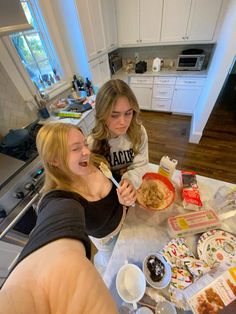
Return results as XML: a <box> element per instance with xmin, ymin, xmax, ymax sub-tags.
<box><xmin>0</xmin><ymin>239</ymin><xmax>118</xmax><ymax>314</ymax></box>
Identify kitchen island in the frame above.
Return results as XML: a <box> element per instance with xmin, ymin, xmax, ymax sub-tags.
<box><xmin>103</xmin><ymin>163</ymin><xmax>236</xmax><ymax>313</ymax></box>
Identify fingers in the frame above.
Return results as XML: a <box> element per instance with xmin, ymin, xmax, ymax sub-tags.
<box><xmin>117</xmin><ymin>179</ymin><xmax>136</xmax><ymax>206</ymax></box>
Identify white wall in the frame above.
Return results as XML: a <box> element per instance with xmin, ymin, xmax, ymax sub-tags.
<box><xmin>189</xmin><ymin>0</ymin><xmax>236</xmax><ymax>143</ymax></box>
<box><xmin>47</xmin><ymin>0</ymin><xmax>91</xmax><ymax>80</ymax></box>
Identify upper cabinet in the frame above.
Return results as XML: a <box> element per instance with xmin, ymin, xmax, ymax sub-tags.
<box><xmin>116</xmin><ymin>0</ymin><xmax>163</xmax><ymax>46</ymax></box>
<box><xmin>101</xmin><ymin>0</ymin><xmax>118</xmax><ymax>51</ymax></box>
<box><xmin>161</xmin><ymin>0</ymin><xmax>223</xmax><ymax>42</ymax></box>
<box><xmin>76</xmin><ymin>0</ymin><xmax>106</xmax><ymax>60</ymax></box>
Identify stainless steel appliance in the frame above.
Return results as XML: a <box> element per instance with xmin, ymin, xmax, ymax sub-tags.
<box><xmin>176</xmin><ymin>54</ymin><xmax>205</xmax><ymax>71</ymax></box>
<box><xmin>109</xmin><ymin>53</ymin><xmax>122</xmax><ymax>74</ymax></box>
<box><xmin>0</xmin><ymin>120</ymin><xmax>44</xmax><ymax>284</ymax></box>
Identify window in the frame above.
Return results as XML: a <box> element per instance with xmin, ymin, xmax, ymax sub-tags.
<box><xmin>10</xmin><ymin>0</ymin><xmax>62</xmax><ymax>92</ymax></box>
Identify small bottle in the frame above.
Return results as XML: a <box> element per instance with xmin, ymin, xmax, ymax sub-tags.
<box><xmin>158</xmin><ymin>156</ymin><xmax>178</xmax><ymax>179</ymax></box>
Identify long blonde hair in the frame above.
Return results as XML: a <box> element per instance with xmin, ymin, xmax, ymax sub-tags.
<box><xmin>91</xmin><ymin>79</ymin><xmax>142</xmax><ymax>155</ymax></box>
<box><xmin>37</xmin><ymin>123</ymin><xmax>109</xmax><ymax>193</ymax></box>
<box><xmin>37</xmin><ymin>123</ymin><xmax>84</xmax><ymax>193</ymax></box>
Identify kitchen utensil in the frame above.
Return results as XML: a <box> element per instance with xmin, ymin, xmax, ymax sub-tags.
<box><xmin>99</xmin><ymin>162</ymin><xmax>120</xmax><ymax>188</ymax></box>
<box><xmin>135</xmin><ymin>61</ymin><xmax>147</xmax><ymax>74</ymax></box>
<box><xmin>152</xmin><ymin>58</ymin><xmax>163</xmax><ymax>72</ymax></box>
<box><xmin>197</xmin><ymin>229</ymin><xmax>236</xmax><ymax>267</ymax></box>
<box><xmin>116</xmin><ymin>263</ymin><xmax>146</xmax><ymax>310</ymax></box>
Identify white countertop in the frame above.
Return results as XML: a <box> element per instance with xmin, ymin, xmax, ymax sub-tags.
<box><xmin>103</xmin><ymin>164</ymin><xmax>235</xmax><ymax>313</ymax></box>
<box><xmin>38</xmin><ymin>106</ymin><xmax>95</xmax><ymax>126</ymax></box>
<box><xmin>112</xmin><ymin>68</ymin><xmax>208</xmax><ymax>81</ymax></box>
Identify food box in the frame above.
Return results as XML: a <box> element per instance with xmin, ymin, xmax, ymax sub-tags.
<box><xmin>181</xmin><ymin>171</ymin><xmax>202</xmax><ymax>210</ymax></box>
<box><xmin>168</xmin><ymin>209</ymin><xmax>221</xmax><ymax>237</ymax></box>
<box><xmin>185</xmin><ymin>267</ymin><xmax>236</xmax><ymax>314</ymax></box>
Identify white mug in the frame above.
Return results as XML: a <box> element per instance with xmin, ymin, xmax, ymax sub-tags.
<box><xmin>116</xmin><ymin>263</ymin><xmax>146</xmax><ymax>310</ymax></box>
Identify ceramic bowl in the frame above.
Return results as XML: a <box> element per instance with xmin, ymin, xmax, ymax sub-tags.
<box><xmin>143</xmin><ymin>253</ymin><xmax>172</xmax><ymax>289</ymax></box>
<box><xmin>116</xmin><ymin>263</ymin><xmax>146</xmax><ymax>307</ymax></box>
<box><xmin>137</xmin><ymin>173</ymin><xmax>175</xmax><ymax>211</ymax></box>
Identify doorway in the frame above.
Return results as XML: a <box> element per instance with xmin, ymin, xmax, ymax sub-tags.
<box><xmin>203</xmin><ymin>58</ymin><xmax>236</xmax><ymax>135</ymax></box>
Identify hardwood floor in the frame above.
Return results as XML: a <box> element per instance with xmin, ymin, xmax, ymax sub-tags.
<box><xmin>140</xmin><ymin>98</ymin><xmax>236</xmax><ymax>184</ymax></box>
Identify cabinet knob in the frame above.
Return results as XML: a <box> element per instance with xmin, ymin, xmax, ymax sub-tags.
<box><xmin>182</xmin><ymin>36</ymin><xmax>185</xmax><ymax>40</ymax></box>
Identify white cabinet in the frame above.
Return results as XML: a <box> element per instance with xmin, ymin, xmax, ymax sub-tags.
<box><xmin>152</xmin><ymin>76</ymin><xmax>176</xmax><ymax>112</ymax></box>
<box><xmin>116</xmin><ymin>0</ymin><xmax>163</xmax><ymax>45</ymax></box>
<box><xmin>171</xmin><ymin>77</ymin><xmax>206</xmax><ymax>114</ymax></box>
<box><xmin>101</xmin><ymin>0</ymin><xmax>118</xmax><ymax>51</ymax></box>
<box><xmin>76</xmin><ymin>0</ymin><xmax>106</xmax><ymax>60</ymax></box>
<box><xmin>129</xmin><ymin>77</ymin><xmax>153</xmax><ymax>110</ymax></box>
<box><xmin>89</xmin><ymin>54</ymin><xmax>110</xmax><ymax>87</ymax></box>
<box><xmin>161</xmin><ymin>0</ymin><xmax>222</xmax><ymax>42</ymax></box>
<box><xmin>187</xmin><ymin>0</ymin><xmax>223</xmax><ymax>41</ymax></box>
<box><xmin>83</xmin><ymin>109</ymin><xmax>96</xmax><ymax>134</ymax></box>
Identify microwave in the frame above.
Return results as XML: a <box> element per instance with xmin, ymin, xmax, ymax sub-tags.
<box><xmin>176</xmin><ymin>54</ymin><xmax>205</xmax><ymax>71</ymax></box>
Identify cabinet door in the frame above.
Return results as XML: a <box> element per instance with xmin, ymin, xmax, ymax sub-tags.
<box><xmin>88</xmin><ymin>0</ymin><xmax>106</xmax><ymax>55</ymax></box>
<box><xmin>116</xmin><ymin>0</ymin><xmax>139</xmax><ymax>45</ymax></box>
<box><xmin>101</xmin><ymin>0</ymin><xmax>118</xmax><ymax>50</ymax></box>
<box><xmin>187</xmin><ymin>0</ymin><xmax>222</xmax><ymax>41</ymax></box>
<box><xmin>76</xmin><ymin>0</ymin><xmax>97</xmax><ymax>59</ymax></box>
<box><xmin>129</xmin><ymin>84</ymin><xmax>152</xmax><ymax>110</ymax></box>
<box><xmin>171</xmin><ymin>85</ymin><xmax>202</xmax><ymax>114</ymax></box>
<box><xmin>89</xmin><ymin>58</ymin><xmax>102</xmax><ymax>87</ymax></box>
<box><xmin>161</xmin><ymin>0</ymin><xmax>191</xmax><ymax>42</ymax></box>
<box><xmin>77</xmin><ymin>0</ymin><xmax>106</xmax><ymax>60</ymax></box>
<box><xmin>100</xmin><ymin>54</ymin><xmax>111</xmax><ymax>85</ymax></box>
<box><xmin>139</xmin><ymin>0</ymin><xmax>162</xmax><ymax>43</ymax></box>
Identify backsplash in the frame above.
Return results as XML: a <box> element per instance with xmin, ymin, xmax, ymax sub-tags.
<box><xmin>116</xmin><ymin>44</ymin><xmax>215</xmax><ymax>70</ymax></box>
<box><xmin>0</xmin><ymin>62</ymin><xmax>37</xmax><ymax>137</ymax></box>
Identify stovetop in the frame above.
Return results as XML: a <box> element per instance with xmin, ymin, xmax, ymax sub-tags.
<box><xmin>0</xmin><ymin>121</ymin><xmax>43</xmax><ymax>189</ymax></box>
<box><xmin>0</xmin><ymin>121</ymin><xmax>42</xmax><ymax>163</ymax></box>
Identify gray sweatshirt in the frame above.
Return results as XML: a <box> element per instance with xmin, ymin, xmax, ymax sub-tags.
<box><xmin>88</xmin><ymin>125</ymin><xmax>151</xmax><ymax>189</ymax></box>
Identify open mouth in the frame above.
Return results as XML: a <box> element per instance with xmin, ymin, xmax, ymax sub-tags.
<box><xmin>79</xmin><ymin>161</ymin><xmax>88</xmax><ymax>167</ymax></box>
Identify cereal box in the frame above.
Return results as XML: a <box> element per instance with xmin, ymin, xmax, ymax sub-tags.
<box><xmin>186</xmin><ymin>267</ymin><xmax>236</xmax><ymax>314</ymax></box>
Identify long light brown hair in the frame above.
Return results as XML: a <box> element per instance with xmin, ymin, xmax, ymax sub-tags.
<box><xmin>90</xmin><ymin>79</ymin><xmax>142</xmax><ymax>155</ymax></box>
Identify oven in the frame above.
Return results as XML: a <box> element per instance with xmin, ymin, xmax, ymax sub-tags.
<box><xmin>0</xmin><ymin>121</ymin><xmax>44</xmax><ymax>284</ymax></box>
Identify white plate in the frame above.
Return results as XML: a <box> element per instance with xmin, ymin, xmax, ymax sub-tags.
<box><xmin>197</xmin><ymin>229</ymin><xmax>236</xmax><ymax>267</ymax></box>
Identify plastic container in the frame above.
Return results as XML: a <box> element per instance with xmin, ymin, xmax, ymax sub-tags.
<box><xmin>155</xmin><ymin>301</ymin><xmax>177</xmax><ymax>314</ymax></box>
<box><xmin>158</xmin><ymin>156</ymin><xmax>178</xmax><ymax>179</ymax></box>
<box><xmin>167</xmin><ymin>209</ymin><xmax>221</xmax><ymax>237</ymax></box>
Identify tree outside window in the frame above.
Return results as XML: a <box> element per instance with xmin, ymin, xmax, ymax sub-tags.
<box><xmin>10</xmin><ymin>0</ymin><xmax>61</xmax><ymax>91</ymax></box>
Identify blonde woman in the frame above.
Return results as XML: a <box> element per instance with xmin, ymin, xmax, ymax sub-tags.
<box><xmin>88</xmin><ymin>79</ymin><xmax>150</xmax><ymax>190</ymax></box>
<box><xmin>0</xmin><ymin>123</ymin><xmax>137</xmax><ymax>313</ymax></box>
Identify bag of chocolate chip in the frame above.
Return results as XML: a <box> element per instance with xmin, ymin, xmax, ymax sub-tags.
<box><xmin>181</xmin><ymin>171</ymin><xmax>202</xmax><ymax>211</ymax></box>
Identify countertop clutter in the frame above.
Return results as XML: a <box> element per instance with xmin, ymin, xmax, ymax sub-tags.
<box><xmin>103</xmin><ymin>163</ymin><xmax>236</xmax><ymax>314</ymax></box>
<box><xmin>39</xmin><ymin>95</ymin><xmax>96</xmax><ymax>136</ymax></box>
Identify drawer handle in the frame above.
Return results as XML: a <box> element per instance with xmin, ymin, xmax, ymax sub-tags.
<box><xmin>97</xmin><ymin>50</ymin><xmax>102</xmax><ymax>54</ymax></box>
<box><xmin>184</xmin><ymin>80</ymin><xmax>195</xmax><ymax>84</ymax></box>
<box><xmin>158</xmin><ymin>91</ymin><xmax>168</xmax><ymax>94</ymax></box>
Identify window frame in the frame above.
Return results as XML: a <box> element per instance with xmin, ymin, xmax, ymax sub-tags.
<box><xmin>0</xmin><ymin>0</ymin><xmax>71</xmax><ymax>101</ymax></box>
